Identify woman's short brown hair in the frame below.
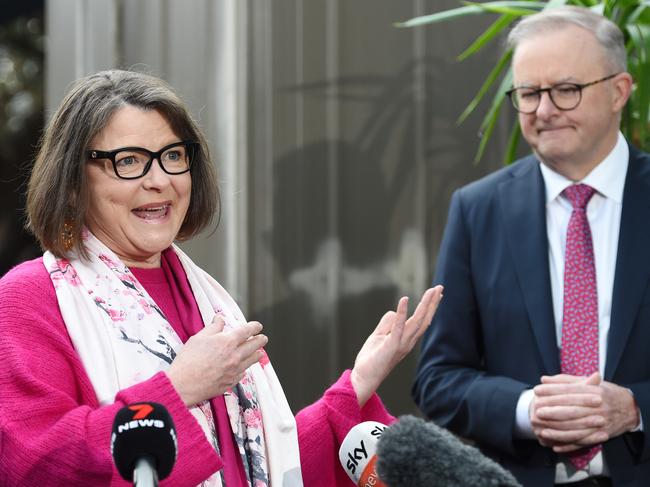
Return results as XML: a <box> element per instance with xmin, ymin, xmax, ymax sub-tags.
<box><xmin>27</xmin><ymin>69</ymin><xmax>220</xmax><ymax>257</ymax></box>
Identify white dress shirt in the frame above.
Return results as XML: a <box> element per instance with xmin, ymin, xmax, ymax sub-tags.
<box><xmin>514</xmin><ymin>132</ymin><xmax>629</xmax><ymax>482</ymax></box>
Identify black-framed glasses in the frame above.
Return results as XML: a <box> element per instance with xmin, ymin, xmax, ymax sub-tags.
<box><xmin>87</xmin><ymin>140</ymin><xmax>199</xmax><ymax>180</ymax></box>
<box><xmin>506</xmin><ymin>73</ymin><xmax>619</xmax><ymax>114</ymax></box>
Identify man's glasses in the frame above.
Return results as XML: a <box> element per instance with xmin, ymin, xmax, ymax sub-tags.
<box><xmin>506</xmin><ymin>73</ymin><xmax>619</xmax><ymax>114</ymax></box>
<box><xmin>87</xmin><ymin>141</ymin><xmax>198</xmax><ymax>180</ymax></box>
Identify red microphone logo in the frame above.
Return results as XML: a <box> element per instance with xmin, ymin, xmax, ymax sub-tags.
<box><xmin>115</xmin><ymin>403</ymin><xmax>165</xmax><ymax>434</ymax></box>
<box><xmin>129</xmin><ymin>404</ymin><xmax>154</xmax><ymax>420</ymax></box>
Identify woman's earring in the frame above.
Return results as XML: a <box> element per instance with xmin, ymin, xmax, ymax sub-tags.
<box><xmin>61</xmin><ymin>221</ymin><xmax>74</xmax><ymax>251</ymax></box>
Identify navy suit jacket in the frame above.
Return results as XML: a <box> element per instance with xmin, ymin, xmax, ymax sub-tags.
<box><xmin>413</xmin><ymin>147</ymin><xmax>650</xmax><ymax>486</ymax></box>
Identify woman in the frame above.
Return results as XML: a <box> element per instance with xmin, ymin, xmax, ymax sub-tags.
<box><xmin>0</xmin><ymin>70</ymin><xmax>442</xmax><ymax>486</ymax></box>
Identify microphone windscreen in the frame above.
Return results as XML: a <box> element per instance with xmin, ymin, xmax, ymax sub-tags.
<box><xmin>338</xmin><ymin>421</ymin><xmax>388</xmax><ymax>486</ymax></box>
<box><xmin>375</xmin><ymin>415</ymin><xmax>521</xmax><ymax>487</ymax></box>
<box><xmin>111</xmin><ymin>402</ymin><xmax>178</xmax><ymax>481</ymax></box>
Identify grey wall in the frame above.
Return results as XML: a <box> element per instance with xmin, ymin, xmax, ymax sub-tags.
<box><xmin>46</xmin><ymin>0</ymin><xmax>517</xmax><ymax>414</ymax></box>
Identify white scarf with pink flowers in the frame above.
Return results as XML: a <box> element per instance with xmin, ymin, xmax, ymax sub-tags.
<box><xmin>43</xmin><ymin>231</ymin><xmax>302</xmax><ymax>487</ymax></box>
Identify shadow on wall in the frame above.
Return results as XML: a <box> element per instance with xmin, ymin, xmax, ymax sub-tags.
<box><xmin>254</xmin><ymin>58</ymin><xmax>469</xmax><ymax>411</ymax></box>
<box><xmin>0</xmin><ymin>2</ymin><xmax>44</xmax><ymax>276</ymax></box>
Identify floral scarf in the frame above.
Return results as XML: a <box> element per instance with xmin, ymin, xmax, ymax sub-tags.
<box><xmin>43</xmin><ymin>231</ymin><xmax>303</xmax><ymax>486</ymax></box>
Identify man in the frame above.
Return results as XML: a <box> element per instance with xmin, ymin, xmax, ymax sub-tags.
<box><xmin>413</xmin><ymin>6</ymin><xmax>650</xmax><ymax>487</ymax></box>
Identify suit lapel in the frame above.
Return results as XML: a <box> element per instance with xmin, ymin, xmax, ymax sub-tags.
<box><xmin>499</xmin><ymin>158</ymin><xmax>560</xmax><ymax>375</ymax></box>
<box><xmin>605</xmin><ymin>148</ymin><xmax>650</xmax><ymax>379</ymax></box>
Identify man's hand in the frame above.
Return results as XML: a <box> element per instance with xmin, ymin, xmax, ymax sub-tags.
<box><xmin>530</xmin><ymin>372</ymin><xmax>639</xmax><ymax>452</ymax></box>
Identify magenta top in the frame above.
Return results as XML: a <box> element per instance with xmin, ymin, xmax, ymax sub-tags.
<box><xmin>130</xmin><ymin>248</ymin><xmax>248</xmax><ymax>486</ymax></box>
<box><xmin>0</xmin><ymin>253</ymin><xmax>394</xmax><ymax>486</ymax></box>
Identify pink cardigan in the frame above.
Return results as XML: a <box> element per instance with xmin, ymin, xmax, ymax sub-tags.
<box><xmin>0</xmin><ymin>258</ymin><xmax>394</xmax><ymax>486</ymax></box>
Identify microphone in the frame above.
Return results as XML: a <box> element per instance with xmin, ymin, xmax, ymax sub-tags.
<box><xmin>111</xmin><ymin>402</ymin><xmax>178</xmax><ymax>486</ymax></box>
<box><xmin>375</xmin><ymin>415</ymin><xmax>521</xmax><ymax>487</ymax></box>
<box><xmin>338</xmin><ymin>421</ymin><xmax>388</xmax><ymax>487</ymax></box>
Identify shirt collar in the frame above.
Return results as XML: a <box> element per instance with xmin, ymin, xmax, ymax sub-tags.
<box><xmin>539</xmin><ymin>132</ymin><xmax>628</xmax><ymax>204</ymax></box>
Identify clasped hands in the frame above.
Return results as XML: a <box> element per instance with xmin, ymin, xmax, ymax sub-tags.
<box><xmin>530</xmin><ymin>372</ymin><xmax>640</xmax><ymax>452</ymax></box>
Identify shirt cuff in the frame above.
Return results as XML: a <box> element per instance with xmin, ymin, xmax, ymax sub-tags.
<box><xmin>514</xmin><ymin>388</ymin><xmax>536</xmax><ymax>439</ymax></box>
<box><xmin>627</xmin><ymin>388</ymin><xmax>644</xmax><ymax>432</ymax></box>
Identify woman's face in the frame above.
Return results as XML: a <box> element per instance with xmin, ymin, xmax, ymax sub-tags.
<box><xmin>85</xmin><ymin>105</ymin><xmax>192</xmax><ymax>268</ymax></box>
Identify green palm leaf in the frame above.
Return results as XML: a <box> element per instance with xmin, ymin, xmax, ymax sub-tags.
<box><xmin>475</xmin><ymin>68</ymin><xmax>513</xmax><ymax>163</ymax></box>
<box><xmin>458</xmin><ymin>50</ymin><xmax>513</xmax><ymax>124</ymax></box>
<box><xmin>395</xmin><ymin>2</ymin><xmax>546</xmax><ymax>28</ymax></box>
<box><xmin>458</xmin><ymin>14</ymin><xmax>517</xmax><ymax>60</ymax></box>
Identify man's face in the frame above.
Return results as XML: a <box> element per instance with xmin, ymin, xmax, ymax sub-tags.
<box><xmin>513</xmin><ymin>25</ymin><xmax>627</xmax><ymax>177</ymax></box>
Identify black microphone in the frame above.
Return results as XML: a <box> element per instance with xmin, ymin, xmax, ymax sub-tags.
<box><xmin>111</xmin><ymin>402</ymin><xmax>178</xmax><ymax>487</ymax></box>
<box><xmin>375</xmin><ymin>415</ymin><xmax>521</xmax><ymax>487</ymax></box>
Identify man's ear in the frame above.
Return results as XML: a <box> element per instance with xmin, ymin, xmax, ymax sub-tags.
<box><xmin>612</xmin><ymin>72</ymin><xmax>633</xmax><ymax>113</ymax></box>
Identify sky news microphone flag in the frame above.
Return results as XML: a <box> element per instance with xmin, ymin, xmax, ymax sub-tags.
<box><xmin>339</xmin><ymin>421</ymin><xmax>388</xmax><ymax>487</ymax></box>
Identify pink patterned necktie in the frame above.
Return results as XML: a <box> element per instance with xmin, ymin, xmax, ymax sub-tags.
<box><xmin>560</xmin><ymin>183</ymin><xmax>600</xmax><ymax>470</ymax></box>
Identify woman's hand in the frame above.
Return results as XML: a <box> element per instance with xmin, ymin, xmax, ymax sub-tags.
<box><xmin>351</xmin><ymin>285</ymin><xmax>443</xmax><ymax>407</ymax></box>
<box><xmin>167</xmin><ymin>316</ymin><xmax>268</xmax><ymax>407</ymax></box>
